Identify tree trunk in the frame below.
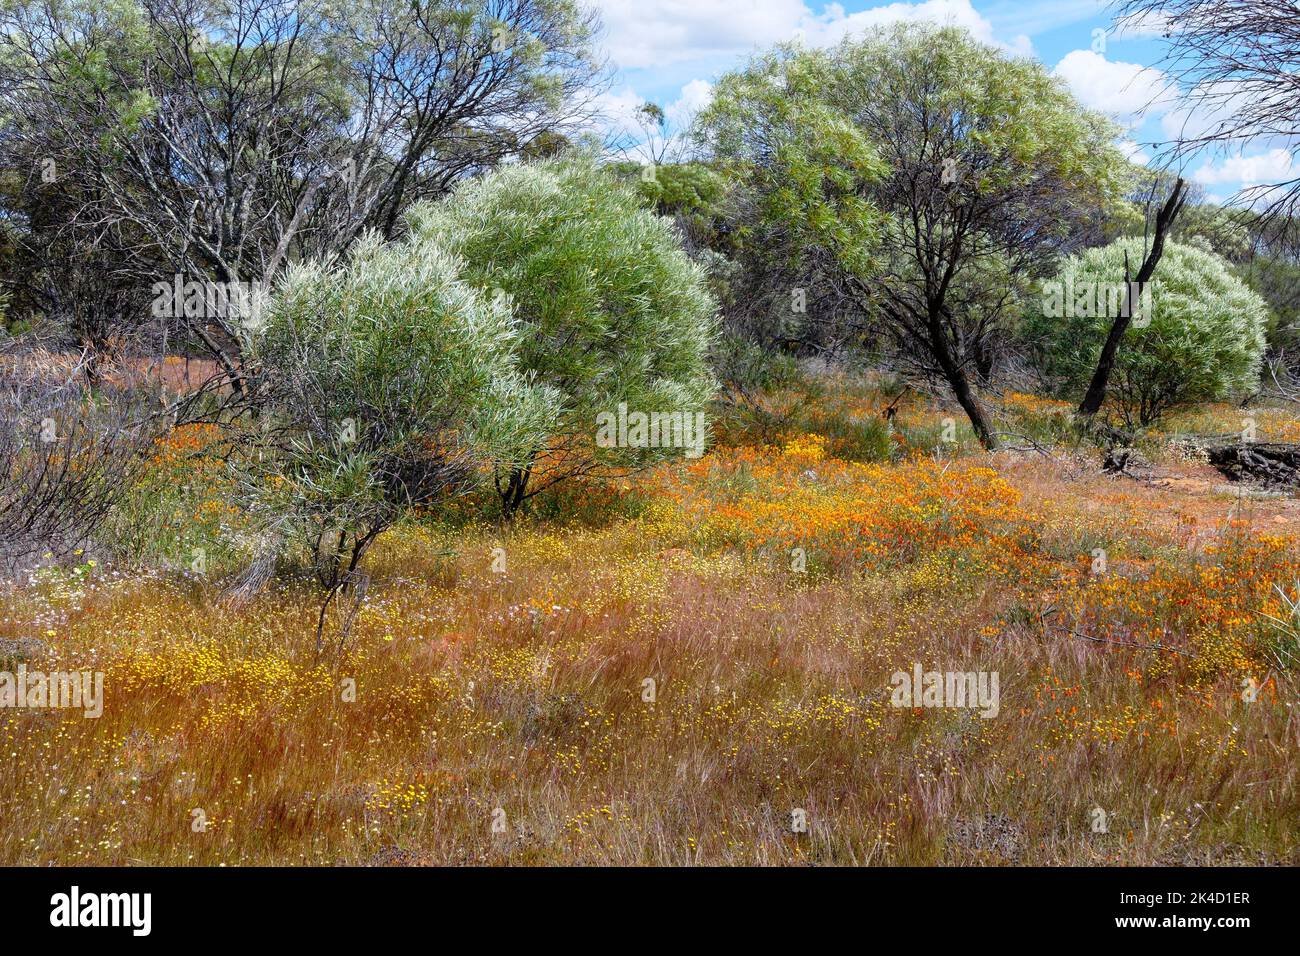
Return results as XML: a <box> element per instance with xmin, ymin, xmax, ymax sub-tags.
<box><xmin>949</xmin><ymin>362</ymin><xmax>999</xmax><ymax>451</ymax></box>
<box><xmin>498</xmin><ymin>464</ymin><xmax>533</xmax><ymax>520</ymax></box>
<box><xmin>1078</xmin><ymin>177</ymin><xmax>1188</xmax><ymax>416</ymax></box>
<box><xmin>927</xmin><ymin>307</ymin><xmax>999</xmax><ymax>451</ymax></box>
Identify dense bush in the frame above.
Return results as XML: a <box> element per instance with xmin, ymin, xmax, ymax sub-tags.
<box><xmin>1027</xmin><ymin>238</ymin><xmax>1268</xmax><ymax>426</ymax></box>
<box><xmin>247</xmin><ymin>233</ymin><xmax>554</xmax><ymax>639</ymax></box>
<box><xmin>0</xmin><ymin>0</ymin><xmax>600</xmax><ymax>378</ymax></box>
<box><xmin>406</xmin><ymin>155</ymin><xmax>718</xmax><ymax>515</ymax></box>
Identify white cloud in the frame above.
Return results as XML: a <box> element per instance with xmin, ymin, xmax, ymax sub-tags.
<box><xmin>1052</xmin><ymin>50</ymin><xmax>1171</xmax><ymax>128</ymax></box>
<box><xmin>1192</xmin><ymin>148</ymin><xmax>1299</xmax><ymax>212</ymax></box>
<box><xmin>1005</xmin><ymin>34</ymin><xmax>1035</xmax><ymax>58</ymax></box>
<box><xmin>1118</xmin><ymin>139</ymin><xmax>1149</xmax><ymax>165</ymax></box>
<box><xmin>591</xmin><ymin>86</ymin><xmax>650</xmax><ymax>138</ymax></box>
<box><xmin>586</xmin><ymin>1</ymin><xmax>1290</xmax><ymax>201</ymax></box>
<box><xmin>666</xmin><ymin>79</ymin><xmax>714</xmax><ymax>127</ymax></box>
<box><xmin>593</xmin><ymin>0</ymin><xmax>807</xmax><ymax>70</ymax></box>
<box><xmin>1156</xmin><ymin>79</ymin><xmax>1295</xmax><ymax>150</ymax></box>
<box><xmin>790</xmin><ymin>0</ymin><xmax>1010</xmax><ymax>50</ymax></box>
<box><xmin>1192</xmin><ymin>148</ymin><xmax>1295</xmax><ymax>188</ymax></box>
<box><xmin>593</xmin><ymin>0</ymin><xmax>1028</xmax><ymax>70</ymax></box>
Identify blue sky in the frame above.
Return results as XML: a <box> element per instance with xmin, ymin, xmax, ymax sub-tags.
<box><xmin>587</xmin><ymin>0</ymin><xmax>1294</xmax><ymax>204</ymax></box>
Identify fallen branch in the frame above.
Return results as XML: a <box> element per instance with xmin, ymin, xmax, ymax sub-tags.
<box><xmin>1173</xmin><ymin>435</ymin><xmax>1300</xmax><ymax>487</ymax></box>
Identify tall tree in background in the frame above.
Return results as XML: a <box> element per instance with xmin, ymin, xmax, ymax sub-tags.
<box><xmin>694</xmin><ymin>40</ymin><xmax>887</xmax><ymax>379</ymax></box>
<box><xmin>0</xmin><ymin>0</ymin><xmax>602</xmax><ymax>379</ymax></box>
<box><xmin>699</xmin><ymin>25</ymin><xmax>1125</xmax><ymax>449</ymax></box>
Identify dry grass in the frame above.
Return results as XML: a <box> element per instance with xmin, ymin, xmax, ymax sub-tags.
<box><xmin>1</xmin><ymin>386</ymin><xmax>1297</xmax><ymax>866</ymax></box>
<box><xmin>0</xmin><ymin>351</ymin><xmax>222</xmax><ymax>393</ymax></box>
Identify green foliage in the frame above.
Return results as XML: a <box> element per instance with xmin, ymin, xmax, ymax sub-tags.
<box><xmin>697</xmin><ymin>43</ymin><xmax>887</xmax><ymax>280</ymax></box>
<box><xmin>609</xmin><ymin>161</ymin><xmax>729</xmax><ymax>230</ymax></box>
<box><xmin>406</xmin><ymin>155</ymin><xmax>719</xmax><ymax>489</ymax></box>
<box><xmin>1241</xmin><ymin>254</ymin><xmax>1300</xmax><ymax>356</ymax></box>
<box><xmin>636</xmin><ymin>162</ymin><xmax>726</xmax><ymax>216</ymax></box>
<box><xmin>1102</xmin><ymin>163</ymin><xmax>1193</xmax><ymax>246</ymax></box>
<box><xmin>609</xmin><ymin>160</ymin><xmax>733</xmax><ymax>266</ymax></box>
<box><xmin>1028</xmin><ymin>238</ymin><xmax>1268</xmax><ymax>426</ymax></box>
<box><xmin>1174</xmin><ymin>204</ymin><xmax>1252</xmax><ymax>261</ymax></box>
<box><xmin>695</xmin><ymin>24</ymin><xmax>1125</xmax><ymax>448</ymax></box>
<box><xmin>248</xmin><ymin>232</ymin><xmax>555</xmax><ymax>571</ymax></box>
<box><xmin>701</xmin><ymin>26</ymin><xmax>1125</xmax><ymax>279</ymax></box>
<box><xmin>840</xmin><ymin>26</ymin><xmax>1123</xmax><ymax>231</ymax></box>
<box><xmin>1103</xmin><ymin>169</ymin><xmax>1251</xmax><ymax>261</ymax></box>
<box><xmin>711</xmin><ymin>332</ymin><xmax>800</xmax><ymax>393</ymax></box>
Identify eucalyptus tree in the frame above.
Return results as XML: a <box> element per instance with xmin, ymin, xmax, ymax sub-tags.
<box><xmin>698</xmin><ymin>24</ymin><xmax>1126</xmax><ymax>449</ymax></box>
<box><xmin>0</xmin><ymin>0</ymin><xmax>602</xmax><ymax>380</ymax></box>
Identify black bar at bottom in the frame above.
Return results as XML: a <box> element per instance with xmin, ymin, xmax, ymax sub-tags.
<box><xmin>0</xmin><ymin>865</ymin><xmax>1285</xmax><ymax>943</ymax></box>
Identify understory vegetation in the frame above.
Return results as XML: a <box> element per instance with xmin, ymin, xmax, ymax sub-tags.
<box><xmin>1</xmin><ymin>381</ymin><xmax>1298</xmax><ymax>865</ymax></box>
<box><xmin>1</xmin><ymin>2</ymin><xmax>1299</xmax><ymax>867</ymax></box>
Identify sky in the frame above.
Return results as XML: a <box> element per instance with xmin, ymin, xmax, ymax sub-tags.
<box><xmin>586</xmin><ymin>0</ymin><xmax>1295</xmax><ymax>206</ymax></box>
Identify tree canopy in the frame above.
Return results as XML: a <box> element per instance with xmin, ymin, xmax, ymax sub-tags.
<box><xmin>696</xmin><ymin>24</ymin><xmax>1127</xmax><ymax>448</ymax></box>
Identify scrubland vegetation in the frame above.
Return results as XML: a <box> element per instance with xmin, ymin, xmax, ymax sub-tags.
<box><xmin>2</xmin><ymin>384</ymin><xmax>1299</xmax><ymax>865</ymax></box>
<box><xmin>1</xmin><ymin>0</ymin><xmax>1298</xmax><ymax>867</ymax></box>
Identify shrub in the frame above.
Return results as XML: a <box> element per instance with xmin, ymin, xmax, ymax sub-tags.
<box><xmin>0</xmin><ymin>340</ymin><xmax>160</xmax><ymax>570</ymax></box>
<box><xmin>406</xmin><ymin>155</ymin><xmax>718</xmax><ymax>516</ymax></box>
<box><xmin>1028</xmin><ymin>238</ymin><xmax>1268</xmax><ymax>427</ymax></box>
<box><xmin>247</xmin><ymin>233</ymin><xmax>554</xmax><ymax>648</ymax></box>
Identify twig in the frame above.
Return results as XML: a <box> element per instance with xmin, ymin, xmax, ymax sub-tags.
<box><xmin>1043</xmin><ymin>622</ymin><xmax>1186</xmax><ymax>656</ymax></box>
